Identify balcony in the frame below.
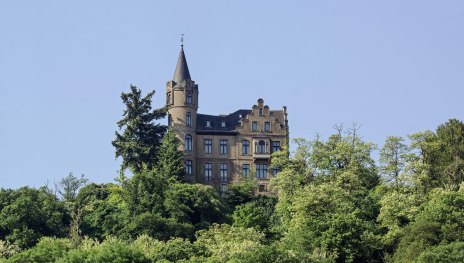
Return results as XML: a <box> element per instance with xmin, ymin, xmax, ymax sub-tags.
<box><xmin>253</xmin><ymin>152</ymin><xmax>271</xmax><ymax>160</ymax></box>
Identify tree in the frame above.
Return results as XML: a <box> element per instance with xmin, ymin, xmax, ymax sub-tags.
<box><xmin>155</xmin><ymin>128</ymin><xmax>185</xmax><ymax>183</ymax></box>
<box><xmin>76</xmin><ymin>183</ymin><xmax>129</xmax><ymax>240</ymax></box>
<box><xmin>112</xmin><ymin>85</ymin><xmax>167</xmax><ymax>173</ymax></box>
<box><xmin>132</xmin><ymin>235</ymin><xmax>198</xmax><ymax>262</ymax></box>
<box><xmin>227</xmin><ymin>175</ymin><xmax>258</xmax><ymax>207</ymax></box>
<box><xmin>417</xmin><ymin>242</ymin><xmax>464</xmax><ymax>263</ymax></box>
<box><xmin>194</xmin><ymin>224</ymin><xmax>265</xmax><ymax>262</ymax></box>
<box><xmin>57</xmin><ymin>173</ymin><xmax>88</xmax><ymax>202</ymax></box>
<box><xmin>164</xmin><ymin>183</ymin><xmax>227</xmax><ymax>231</ymax></box>
<box><xmin>232</xmin><ymin>196</ymin><xmax>277</xmax><ymax>238</ymax></box>
<box><xmin>0</xmin><ymin>187</ymin><xmax>68</xmax><ymax>249</ymax></box>
<box><xmin>393</xmin><ymin>188</ymin><xmax>464</xmax><ymax>262</ymax></box>
<box><xmin>379</xmin><ymin>136</ymin><xmax>410</xmax><ymax>190</ymax></box>
<box><xmin>280</xmin><ymin>182</ymin><xmax>382</xmax><ymax>262</ymax></box>
<box><xmin>377</xmin><ymin>189</ymin><xmax>424</xmax><ymax>252</ymax></box>
<box><xmin>409</xmin><ymin>119</ymin><xmax>464</xmax><ymax>191</ymax></box>
<box><xmin>6</xmin><ymin>237</ymin><xmax>71</xmax><ymax>263</ymax></box>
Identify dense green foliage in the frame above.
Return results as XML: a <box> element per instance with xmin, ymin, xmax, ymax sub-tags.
<box><xmin>112</xmin><ymin>85</ymin><xmax>167</xmax><ymax>173</ymax></box>
<box><xmin>2</xmin><ymin>116</ymin><xmax>464</xmax><ymax>262</ymax></box>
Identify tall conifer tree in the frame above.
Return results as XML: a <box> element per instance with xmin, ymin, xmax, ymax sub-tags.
<box><xmin>112</xmin><ymin>85</ymin><xmax>166</xmax><ymax>173</ymax></box>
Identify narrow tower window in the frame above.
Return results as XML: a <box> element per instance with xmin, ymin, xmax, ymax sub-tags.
<box><xmin>185</xmin><ymin>134</ymin><xmax>192</xmax><ymax>151</ymax></box>
<box><xmin>186</xmin><ymin>112</ymin><xmax>192</xmax><ymax>127</ymax></box>
<box><xmin>186</xmin><ymin>93</ymin><xmax>192</xmax><ymax>104</ymax></box>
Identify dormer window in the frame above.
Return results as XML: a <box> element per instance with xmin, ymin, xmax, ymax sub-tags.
<box><xmin>206</xmin><ymin>121</ymin><xmax>211</xmax><ymax>127</ymax></box>
<box><xmin>221</xmin><ymin>121</ymin><xmax>226</xmax><ymax>127</ymax></box>
<box><xmin>186</xmin><ymin>93</ymin><xmax>192</xmax><ymax>104</ymax></box>
<box><xmin>259</xmin><ymin>108</ymin><xmax>263</xmax><ymax>116</ymax></box>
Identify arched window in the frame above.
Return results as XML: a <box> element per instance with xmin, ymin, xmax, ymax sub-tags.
<box><xmin>185</xmin><ymin>134</ymin><xmax>192</xmax><ymax>151</ymax></box>
<box><xmin>257</xmin><ymin>140</ymin><xmax>266</xmax><ymax>153</ymax></box>
<box><xmin>259</xmin><ymin>108</ymin><xmax>263</xmax><ymax>116</ymax></box>
<box><xmin>186</xmin><ymin>112</ymin><xmax>192</xmax><ymax>127</ymax></box>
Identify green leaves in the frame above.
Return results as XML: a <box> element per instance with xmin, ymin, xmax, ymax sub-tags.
<box><xmin>0</xmin><ymin>187</ymin><xmax>68</xmax><ymax>249</ymax></box>
<box><xmin>112</xmin><ymin>85</ymin><xmax>167</xmax><ymax>173</ymax></box>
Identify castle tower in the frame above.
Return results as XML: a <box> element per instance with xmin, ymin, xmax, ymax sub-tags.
<box><xmin>166</xmin><ymin>45</ymin><xmax>199</xmax><ymax>182</ymax></box>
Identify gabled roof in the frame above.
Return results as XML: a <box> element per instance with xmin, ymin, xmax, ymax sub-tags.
<box><xmin>173</xmin><ymin>46</ymin><xmax>191</xmax><ymax>83</ymax></box>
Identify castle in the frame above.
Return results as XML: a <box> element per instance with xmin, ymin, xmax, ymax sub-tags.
<box><xmin>166</xmin><ymin>45</ymin><xmax>289</xmax><ymax>193</ymax></box>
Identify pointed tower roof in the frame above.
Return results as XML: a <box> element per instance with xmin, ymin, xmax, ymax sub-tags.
<box><xmin>173</xmin><ymin>46</ymin><xmax>191</xmax><ymax>83</ymax></box>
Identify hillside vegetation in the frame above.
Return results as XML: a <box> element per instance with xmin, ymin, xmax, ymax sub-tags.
<box><xmin>1</xmin><ymin>87</ymin><xmax>463</xmax><ymax>262</ymax></box>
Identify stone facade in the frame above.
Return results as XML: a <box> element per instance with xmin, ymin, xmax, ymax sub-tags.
<box><xmin>166</xmin><ymin>46</ymin><xmax>289</xmax><ymax>193</ymax></box>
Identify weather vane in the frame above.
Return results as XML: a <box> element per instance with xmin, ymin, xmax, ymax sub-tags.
<box><xmin>180</xmin><ymin>33</ymin><xmax>185</xmax><ymax>47</ymax></box>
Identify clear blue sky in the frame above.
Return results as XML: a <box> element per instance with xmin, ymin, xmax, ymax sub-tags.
<box><xmin>1</xmin><ymin>1</ymin><xmax>463</xmax><ymax>188</ymax></box>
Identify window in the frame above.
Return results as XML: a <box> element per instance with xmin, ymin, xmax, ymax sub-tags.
<box><xmin>167</xmin><ymin>93</ymin><xmax>171</xmax><ymax>104</ymax></box>
<box><xmin>185</xmin><ymin>160</ymin><xmax>192</xmax><ymax>175</ymax></box>
<box><xmin>256</xmin><ymin>164</ymin><xmax>267</xmax><ymax>179</ymax></box>
<box><xmin>185</xmin><ymin>134</ymin><xmax>192</xmax><ymax>151</ymax></box>
<box><xmin>272</xmin><ymin>167</ymin><xmax>280</xmax><ymax>177</ymax></box>
<box><xmin>168</xmin><ymin>114</ymin><xmax>172</xmax><ymax>127</ymax></box>
<box><xmin>272</xmin><ymin>141</ymin><xmax>281</xmax><ymax>152</ymax></box>
<box><xmin>220</xmin><ymin>184</ymin><xmax>228</xmax><ymax>193</ymax></box>
<box><xmin>242</xmin><ymin>164</ymin><xmax>250</xmax><ymax>177</ymax></box>
<box><xmin>204</xmin><ymin>139</ymin><xmax>212</xmax><ymax>154</ymax></box>
<box><xmin>220</xmin><ymin>163</ymin><xmax>228</xmax><ymax>182</ymax></box>
<box><xmin>186</xmin><ymin>112</ymin><xmax>192</xmax><ymax>127</ymax></box>
<box><xmin>220</xmin><ymin>140</ymin><xmax>228</xmax><ymax>154</ymax></box>
<box><xmin>186</xmin><ymin>93</ymin><xmax>192</xmax><ymax>104</ymax></box>
<box><xmin>252</xmin><ymin>121</ymin><xmax>258</xmax><ymax>131</ymax></box>
<box><xmin>206</xmin><ymin>121</ymin><xmax>211</xmax><ymax>127</ymax></box>
<box><xmin>221</xmin><ymin>121</ymin><xmax>226</xmax><ymax>127</ymax></box>
<box><xmin>242</xmin><ymin>140</ymin><xmax>250</xmax><ymax>155</ymax></box>
<box><xmin>204</xmin><ymin>163</ymin><xmax>212</xmax><ymax>181</ymax></box>
<box><xmin>258</xmin><ymin>184</ymin><xmax>266</xmax><ymax>192</ymax></box>
<box><xmin>256</xmin><ymin>140</ymin><xmax>266</xmax><ymax>153</ymax></box>
<box><xmin>259</xmin><ymin>108</ymin><xmax>263</xmax><ymax>116</ymax></box>
<box><xmin>264</xmin><ymin>122</ymin><xmax>271</xmax><ymax>131</ymax></box>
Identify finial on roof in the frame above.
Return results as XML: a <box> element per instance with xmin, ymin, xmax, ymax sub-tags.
<box><xmin>173</xmin><ymin>36</ymin><xmax>191</xmax><ymax>83</ymax></box>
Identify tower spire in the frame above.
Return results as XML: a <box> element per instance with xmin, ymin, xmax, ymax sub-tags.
<box><xmin>173</xmin><ymin>35</ymin><xmax>191</xmax><ymax>83</ymax></box>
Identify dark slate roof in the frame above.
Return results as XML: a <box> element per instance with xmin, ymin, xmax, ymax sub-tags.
<box><xmin>196</xmin><ymin>110</ymin><xmax>252</xmax><ymax>135</ymax></box>
<box><xmin>173</xmin><ymin>46</ymin><xmax>191</xmax><ymax>83</ymax></box>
